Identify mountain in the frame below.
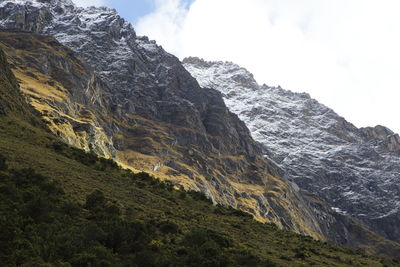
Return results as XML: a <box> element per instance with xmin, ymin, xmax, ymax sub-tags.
<box><xmin>0</xmin><ymin>0</ymin><xmax>327</xmax><ymax>240</ymax></box>
<box><xmin>1</xmin><ymin>0</ymin><xmax>400</xmax><ymax>261</ymax></box>
<box><xmin>183</xmin><ymin>57</ymin><xmax>400</xmax><ymax>245</ymax></box>
<box><xmin>1</xmin><ymin>44</ymin><xmax>395</xmax><ymax>266</ymax></box>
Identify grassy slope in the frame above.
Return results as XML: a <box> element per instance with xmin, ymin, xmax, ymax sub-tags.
<box><xmin>0</xmin><ymin>114</ymin><xmax>397</xmax><ymax>266</ymax></box>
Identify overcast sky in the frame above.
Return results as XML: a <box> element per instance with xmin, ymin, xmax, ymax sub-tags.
<box><xmin>73</xmin><ymin>0</ymin><xmax>400</xmax><ymax>133</ymax></box>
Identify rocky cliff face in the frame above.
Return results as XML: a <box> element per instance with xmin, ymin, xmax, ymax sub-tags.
<box><xmin>183</xmin><ymin>57</ymin><xmax>400</xmax><ymax>244</ymax></box>
<box><xmin>0</xmin><ymin>0</ymin><xmax>326</xmax><ymax>239</ymax></box>
<box><xmin>0</xmin><ymin>31</ymin><xmax>115</xmax><ymax>158</ymax></box>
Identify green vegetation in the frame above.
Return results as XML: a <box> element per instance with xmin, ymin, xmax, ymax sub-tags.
<box><xmin>0</xmin><ymin>116</ymin><xmax>398</xmax><ymax>267</ymax></box>
<box><xmin>0</xmin><ymin>152</ymin><xmax>272</xmax><ymax>266</ymax></box>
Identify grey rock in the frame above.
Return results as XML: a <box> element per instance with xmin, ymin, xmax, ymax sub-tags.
<box><xmin>184</xmin><ymin>57</ymin><xmax>400</xmax><ymax>243</ymax></box>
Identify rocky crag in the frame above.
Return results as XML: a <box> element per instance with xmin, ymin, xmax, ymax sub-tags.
<box><xmin>183</xmin><ymin>57</ymin><xmax>400</xmax><ymax>245</ymax></box>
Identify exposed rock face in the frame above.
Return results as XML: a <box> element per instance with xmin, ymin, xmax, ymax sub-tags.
<box><xmin>0</xmin><ymin>0</ymin><xmax>326</xmax><ymax>239</ymax></box>
<box><xmin>0</xmin><ymin>31</ymin><xmax>115</xmax><ymax>158</ymax></box>
<box><xmin>183</xmin><ymin>57</ymin><xmax>400</xmax><ymax>244</ymax></box>
<box><xmin>361</xmin><ymin>125</ymin><xmax>400</xmax><ymax>154</ymax></box>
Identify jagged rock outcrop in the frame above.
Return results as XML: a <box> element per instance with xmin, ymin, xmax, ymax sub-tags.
<box><xmin>0</xmin><ymin>0</ymin><xmax>326</xmax><ymax>239</ymax></box>
<box><xmin>361</xmin><ymin>125</ymin><xmax>400</xmax><ymax>154</ymax></box>
<box><xmin>183</xmin><ymin>57</ymin><xmax>400</xmax><ymax>245</ymax></box>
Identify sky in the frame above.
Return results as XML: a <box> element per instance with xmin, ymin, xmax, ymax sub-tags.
<box><xmin>72</xmin><ymin>0</ymin><xmax>400</xmax><ymax>133</ymax></box>
<box><xmin>72</xmin><ymin>0</ymin><xmax>153</xmax><ymax>22</ymax></box>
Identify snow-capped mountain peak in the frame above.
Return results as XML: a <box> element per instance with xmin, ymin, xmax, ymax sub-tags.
<box><xmin>183</xmin><ymin>56</ymin><xmax>400</xmax><ymax>243</ymax></box>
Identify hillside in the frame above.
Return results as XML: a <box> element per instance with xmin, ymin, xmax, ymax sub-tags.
<box><xmin>0</xmin><ymin>46</ymin><xmax>397</xmax><ymax>266</ymax></box>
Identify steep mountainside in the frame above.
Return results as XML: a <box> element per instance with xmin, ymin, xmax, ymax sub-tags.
<box><xmin>0</xmin><ymin>43</ymin><xmax>31</xmax><ymax>115</ymax></box>
<box><xmin>0</xmin><ymin>31</ymin><xmax>115</xmax><ymax>158</ymax></box>
<box><xmin>183</xmin><ymin>57</ymin><xmax>400</xmax><ymax>244</ymax></box>
<box><xmin>0</xmin><ymin>46</ymin><xmax>395</xmax><ymax>266</ymax></box>
<box><xmin>0</xmin><ymin>0</ymin><xmax>326</xmax><ymax>239</ymax></box>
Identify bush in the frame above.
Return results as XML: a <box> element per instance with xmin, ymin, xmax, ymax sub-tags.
<box><xmin>0</xmin><ymin>154</ymin><xmax>7</xmax><ymax>171</ymax></box>
<box><xmin>295</xmin><ymin>252</ymin><xmax>306</xmax><ymax>260</ymax></box>
<box><xmin>214</xmin><ymin>204</ymin><xmax>254</xmax><ymax>219</ymax></box>
<box><xmin>233</xmin><ymin>250</ymin><xmax>268</xmax><ymax>266</ymax></box>
<box><xmin>159</xmin><ymin>220</ymin><xmax>179</xmax><ymax>234</ymax></box>
<box><xmin>135</xmin><ymin>172</ymin><xmax>153</xmax><ymax>181</ymax></box>
<box><xmin>85</xmin><ymin>190</ymin><xmax>106</xmax><ymax>211</ymax></box>
<box><xmin>187</xmin><ymin>190</ymin><xmax>212</xmax><ymax>204</ymax></box>
<box><xmin>49</xmin><ymin>142</ymin><xmax>119</xmax><ymax>171</ymax></box>
<box><xmin>183</xmin><ymin>227</ymin><xmax>232</xmax><ymax>249</ymax></box>
<box><xmin>50</xmin><ymin>141</ymin><xmax>66</xmax><ymax>152</ymax></box>
<box><xmin>178</xmin><ymin>191</ymin><xmax>186</xmax><ymax>199</ymax></box>
<box><xmin>230</xmin><ymin>209</ymin><xmax>253</xmax><ymax>218</ymax></box>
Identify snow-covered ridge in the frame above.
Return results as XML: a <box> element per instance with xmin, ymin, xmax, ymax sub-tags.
<box><xmin>0</xmin><ymin>0</ymin><xmax>179</xmax><ymax>95</ymax></box>
<box><xmin>183</xmin><ymin>56</ymin><xmax>400</xmax><ymax>242</ymax></box>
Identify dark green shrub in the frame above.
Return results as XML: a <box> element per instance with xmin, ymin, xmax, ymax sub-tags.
<box><xmin>70</xmin><ymin>245</ymin><xmax>120</xmax><ymax>267</ymax></box>
<box><xmin>214</xmin><ymin>204</ymin><xmax>253</xmax><ymax>219</ymax></box>
<box><xmin>133</xmin><ymin>250</ymin><xmax>159</xmax><ymax>267</ymax></box>
<box><xmin>0</xmin><ymin>154</ymin><xmax>7</xmax><ymax>171</ymax></box>
<box><xmin>85</xmin><ymin>190</ymin><xmax>106</xmax><ymax>211</ymax></box>
<box><xmin>60</xmin><ymin>200</ymin><xmax>81</xmax><ymax>217</ymax></box>
<box><xmin>294</xmin><ymin>250</ymin><xmax>307</xmax><ymax>260</ymax></box>
<box><xmin>50</xmin><ymin>141</ymin><xmax>66</xmax><ymax>152</ymax></box>
<box><xmin>178</xmin><ymin>191</ymin><xmax>186</xmax><ymax>199</ymax></box>
<box><xmin>230</xmin><ymin>208</ymin><xmax>253</xmax><ymax>218</ymax></box>
<box><xmin>13</xmin><ymin>168</ymin><xmax>46</xmax><ymax>187</ymax></box>
<box><xmin>187</xmin><ymin>190</ymin><xmax>212</xmax><ymax>204</ymax></box>
<box><xmin>104</xmin><ymin>203</ymin><xmax>121</xmax><ymax>217</ymax></box>
<box><xmin>159</xmin><ymin>220</ymin><xmax>179</xmax><ymax>234</ymax></box>
<box><xmin>233</xmin><ymin>250</ymin><xmax>266</xmax><ymax>266</ymax></box>
<box><xmin>183</xmin><ymin>227</ymin><xmax>232</xmax><ymax>249</ymax></box>
<box><xmin>279</xmin><ymin>255</ymin><xmax>292</xmax><ymax>261</ymax></box>
<box><xmin>82</xmin><ymin>223</ymin><xmax>108</xmax><ymax>245</ymax></box>
<box><xmin>135</xmin><ymin>172</ymin><xmax>153</xmax><ymax>181</ymax></box>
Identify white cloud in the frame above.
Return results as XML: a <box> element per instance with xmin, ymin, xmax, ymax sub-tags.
<box><xmin>72</xmin><ymin>0</ymin><xmax>106</xmax><ymax>7</ymax></box>
<box><xmin>136</xmin><ymin>0</ymin><xmax>400</xmax><ymax>133</ymax></box>
<box><xmin>136</xmin><ymin>0</ymin><xmax>189</xmax><ymax>53</ymax></box>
